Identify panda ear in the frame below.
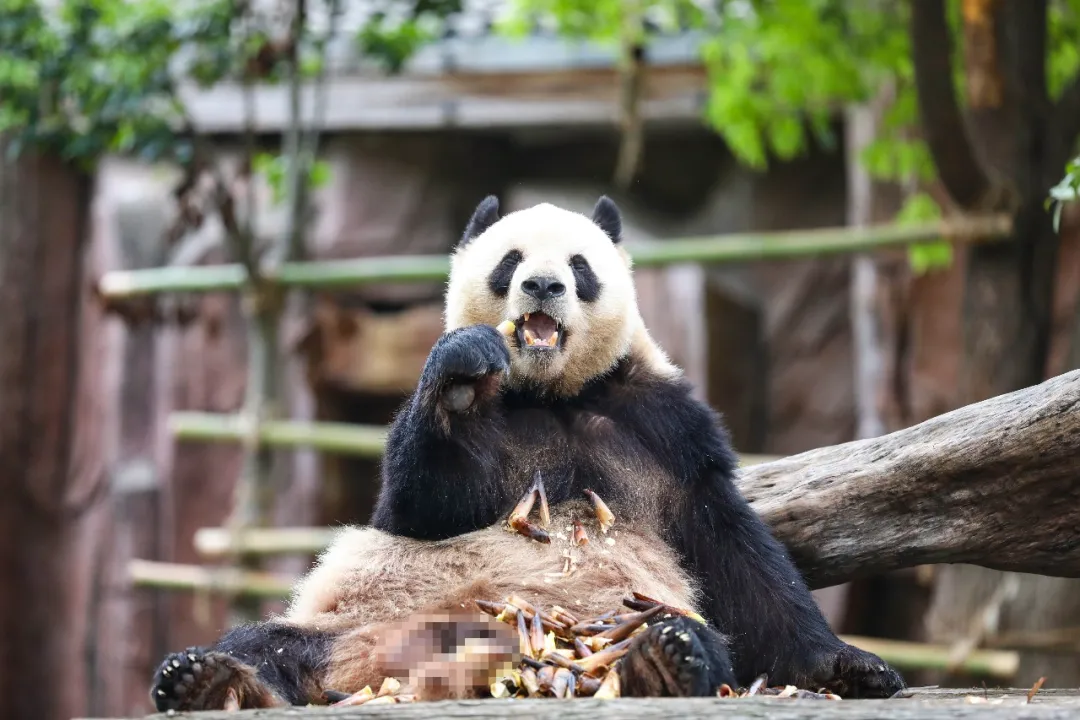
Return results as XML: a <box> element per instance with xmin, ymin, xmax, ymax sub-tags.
<box><xmin>458</xmin><ymin>195</ymin><xmax>501</xmax><ymax>248</ymax></box>
<box><xmin>590</xmin><ymin>195</ymin><xmax>622</xmax><ymax>244</ymax></box>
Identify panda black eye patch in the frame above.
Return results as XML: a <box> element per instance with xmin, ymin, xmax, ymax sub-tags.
<box><xmin>570</xmin><ymin>254</ymin><xmax>601</xmax><ymax>302</ymax></box>
<box><xmin>487</xmin><ymin>250</ymin><xmax>523</xmax><ymax>296</ymax></box>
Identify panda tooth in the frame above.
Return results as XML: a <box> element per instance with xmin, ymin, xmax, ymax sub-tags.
<box><xmin>524</xmin><ymin>313</ymin><xmax>531</xmax><ymax>321</ymax></box>
<box><xmin>548</xmin><ymin>332</ymin><xmax>558</xmax><ymax>345</ymax></box>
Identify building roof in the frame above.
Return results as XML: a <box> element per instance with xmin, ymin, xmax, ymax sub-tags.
<box><xmin>182</xmin><ymin>0</ymin><xmax>712</xmax><ymax>133</ymax></box>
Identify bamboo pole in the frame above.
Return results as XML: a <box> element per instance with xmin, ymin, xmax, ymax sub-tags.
<box><xmin>840</xmin><ymin>636</ymin><xmax>1019</xmax><ymax>680</ymax></box>
<box><xmin>129</xmin><ymin>559</ymin><xmax>294</xmax><ymax>599</ymax></box>
<box><xmin>170</xmin><ymin>412</ymin><xmax>777</xmax><ymax>464</ymax></box>
<box><xmin>170</xmin><ymin>412</ymin><xmax>388</xmax><ymax>456</ymax></box>
<box><xmin>194</xmin><ymin>526</ymin><xmax>338</xmax><ymax>558</ymax></box>
<box><xmin>96</xmin><ymin>214</ymin><xmax>1013</xmax><ymax>298</ymax></box>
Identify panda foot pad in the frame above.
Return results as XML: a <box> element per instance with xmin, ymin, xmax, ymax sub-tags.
<box><xmin>151</xmin><ymin>647</ymin><xmax>268</xmax><ymax>712</ymax></box>
<box><xmin>617</xmin><ymin>618</ymin><xmax>716</xmax><ymax>697</ymax></box>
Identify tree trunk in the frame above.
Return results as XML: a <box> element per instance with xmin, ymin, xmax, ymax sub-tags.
<box><xmin>0</xmin><ymin>145</ymin><xmax>104</xmax><ymax>720</ymax></box>
<box><xmin>910</xmin><ymin>0</ymin><xmax>1080</xmax><ymax>688</ymax></box>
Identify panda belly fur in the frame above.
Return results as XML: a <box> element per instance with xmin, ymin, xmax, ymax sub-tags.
<box><xmin>148</xmin><ymin>501</ymin><xmax>706</xmax><ymax>711</ymax></box>
<box><xmin>286</xmin><ymin>500</ymin><xmax>702</xmax><ymax>695</ymax></box>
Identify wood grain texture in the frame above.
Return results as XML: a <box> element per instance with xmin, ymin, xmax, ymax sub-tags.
<box><xmin>0</xmin><ymin>146</ymin><xmax>101</xmax><ymax>720</ymax></box>
<box><xmin>738</xmin><ymin>369</ymin><xmax>1080</xmax><ymax>590</ymax></box>
<box><xmin>94</xmin><ymin>687</ymin><xmax>1080</xmax><ymax>720</ymax></box>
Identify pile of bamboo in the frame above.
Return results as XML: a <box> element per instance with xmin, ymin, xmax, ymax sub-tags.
<box><xmin>329</xmin><ymin>591</ymin><xmax>841</xmax><ymax>706</ymax></box>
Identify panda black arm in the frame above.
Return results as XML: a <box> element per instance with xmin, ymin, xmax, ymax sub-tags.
<box><xmin>370</xmin><ymin>325</ymin><xmax>513</xmax><ymax>540</ymax></box>
<box><xmin>607</xmin><ymin>374</ymin><xmax>905</xmax><ymax>697</ymax></box>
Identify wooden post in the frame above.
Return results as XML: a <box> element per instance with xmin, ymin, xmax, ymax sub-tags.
<box><xmin>0</xmin><ymin>144</ymin><xmax>101</xmax><ymax>720</ymax></box>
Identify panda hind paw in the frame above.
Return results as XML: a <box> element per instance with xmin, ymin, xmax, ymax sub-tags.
<box><xmin>150</xmin><ymin>647</ymin><xmax>256</xmax><ymax>712</ymax></box>
<box><xmin>617</xmin><ymin>616</ymin><xmax>733</xmax><ymax>697</ymax></box>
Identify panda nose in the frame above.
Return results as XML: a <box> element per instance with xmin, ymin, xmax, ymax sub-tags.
<box><xmin>521</xmin><ymin>276</ymin><xmax>566</xmax><ymax>301</ymax></box>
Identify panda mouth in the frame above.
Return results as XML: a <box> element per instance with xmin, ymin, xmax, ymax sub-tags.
<box><xmin>516</xmin><ymin>312</ymin><xmax>564</xmax><ymax>350</ymax></box>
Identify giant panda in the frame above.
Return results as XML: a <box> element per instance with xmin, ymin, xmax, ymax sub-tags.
<box><xmin>150</xmin><ymin>196</ymin><xmax>905</xmax><ymax>712</ymax></box>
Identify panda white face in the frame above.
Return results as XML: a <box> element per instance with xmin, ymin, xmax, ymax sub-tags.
<box><xmin>445</xmin><ymin>198</ymin><xmax>641</xmax><ymax>393</ymax></box>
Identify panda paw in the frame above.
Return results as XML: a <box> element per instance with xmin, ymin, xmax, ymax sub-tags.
<box><xmin>150</xmin><ymin>647</ymin><xmax>260</xmax><ymax>712</ymax></box>
<box><xmin>421</xmin><ymin>325</ymin><xmax>511</xmax><ymax>412</ymax></box>
<box><xmin>811</xmin><ymin>643</ymin><xmax>906</xmax><ymax>699</ymax></box>
<box><xmin>618</xmin><ymin>616</ymin><xmax>735</xmax><ymax>697</ymax></box>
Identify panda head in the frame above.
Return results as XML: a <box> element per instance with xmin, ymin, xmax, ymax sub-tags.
<box><xmin>446</xmin><ymin>195</ymin><xmax>673</xmax><ymax>395</ymax></box>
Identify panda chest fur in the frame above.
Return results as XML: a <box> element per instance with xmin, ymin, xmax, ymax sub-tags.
<box><xmin>497</xmin><ymin>397</ymin><xmax>678</xmax><ymax>533</ymax></box>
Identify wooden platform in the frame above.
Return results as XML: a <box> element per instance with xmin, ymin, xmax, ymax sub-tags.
<box><xmin>89</xmin><ymin>687</ymin><xmax>1080</xmax><ymax>720</ymax></box>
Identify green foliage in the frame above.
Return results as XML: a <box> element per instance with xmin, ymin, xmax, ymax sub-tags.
<box><xmin>699</xmin><ymin>1</ymin><xmax>908</xmax><ymax>169</ymax></box>
<box><xmin>505</xmin><ymin>0</ymin><xmax>1080</xmax><ymax>275</ymax></box>
<box><xmin>894</xmin><ymin>192</ymin><xmax>952</xmax><ymax>275</ymax></box>
<box><xmin>0</xmin><ymin>0</ymin><xmax>237</xmax><ymax>167</ymax></box>
<box><xmin>1</xmin><ymin>0</ymin><xmax>457</xmax><ymax>166</ymax></box>
<box><xmin>498</xmin><ymin>0</ymin><xmax>703</xmax><ymax>42</ymax></box>
<box><xmin>354</xmin><ymin>0</ymin><xmax>464</xmax><ymax>73</ymax></box>
<box><xmin>1048</xmin><ymin>0</ymin><xmax>1080</xmax><ymax>99</ymax></box>
<box><xmin>253</xmin><ymin>152</ymin><xmax>332</xmax><ymax>206</ymax></box>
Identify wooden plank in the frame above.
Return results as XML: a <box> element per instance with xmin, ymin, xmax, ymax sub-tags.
<box><xmin>80</xmin><ymin>687</ymin><xmax>1080</xmax><ymax>720</ymax></box>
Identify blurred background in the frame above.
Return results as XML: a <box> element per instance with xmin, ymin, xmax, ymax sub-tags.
<box><xmin>1</xmin><ymin>1</ymin><xmax>1079</xmax><ymax>719</ymax></box>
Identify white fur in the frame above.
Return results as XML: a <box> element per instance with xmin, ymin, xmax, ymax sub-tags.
<box><xmin>444</xmin><ymin>202</ymin><xmax>678</xmax><ymax>395</ymax></box>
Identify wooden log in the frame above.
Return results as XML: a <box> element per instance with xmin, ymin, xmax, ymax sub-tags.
<box><xmin>82</xmin><ymin>687</ymin><xmax>1080</xmax><ymax>720</ymax></box>
<box><xmin>739</xmin><ymin>369</ymin><xmax>1080</xmax><ymax>590</ymax></box>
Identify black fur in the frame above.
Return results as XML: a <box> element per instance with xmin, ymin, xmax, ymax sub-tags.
<box><xmin>570</xmin><ymin>254</ymin><xmax>601</xmax><ymax>302</ymax></box>
<box><xmin>213</xmin><ymin>622</ymin><xmax>334</xmax><ymax>703</ymax></box>
<box><xmin>371</xmin><ymin>323</ymin><xmax>512</xmax><ymax>539</ymax></box>
<box><xmin>459</xmin><ymin>195</ymin><xmax>501</xmax><ymax>248</ymax></box>
<box><xmin>487</xmin><ymin>249</ymin><xmax>523</xmax><ymax>297</ymax></box>
<box><xmin>590</xmin><ymin>195</ymin><xmax>622</xmax><ymax>243</ymax></box>
<box><xmin>372</xmin><ymin>336</ymin><xmax>905</xmax><ymax>697</ymax></box>
<box><xmin>151</xmin><ymin>623</ymin><xmax>335</xmax><ymax>711</ymax></box>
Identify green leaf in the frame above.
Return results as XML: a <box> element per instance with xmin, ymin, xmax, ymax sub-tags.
<box><xmin>896</xmin><ymin>192</ymin><xmax>950</xmax><ymax>274</ymax></box>
<box><xmin>908</xmin><ymin>240</ymin><xmax>952</xmax><ymax>275</ymax></box>
<box><xmin>309</xmin><ymin>159</ymin><xmax>332</xmax><ymax>190</ymax></box>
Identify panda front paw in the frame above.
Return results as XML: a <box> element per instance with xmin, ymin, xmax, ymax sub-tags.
<box><xmin>811</xmin><ymin>643</ymin><xmax>905</xmax><ymax>699</ymax></box>
<box><xmin>420</xmin><ymin>325</ymin><xmax>511</xmax><ymax>412</ymax></box>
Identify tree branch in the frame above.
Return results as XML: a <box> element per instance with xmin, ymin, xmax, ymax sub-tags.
<box><xmin>738</xmin><ymin>369</ymin><xmax>1080</xmax><ymax>590</ymax></box>
<box><xmin>909</xmin><ymin>0</ymin><xmax>995</xmax><ymax>209</ymax></box>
